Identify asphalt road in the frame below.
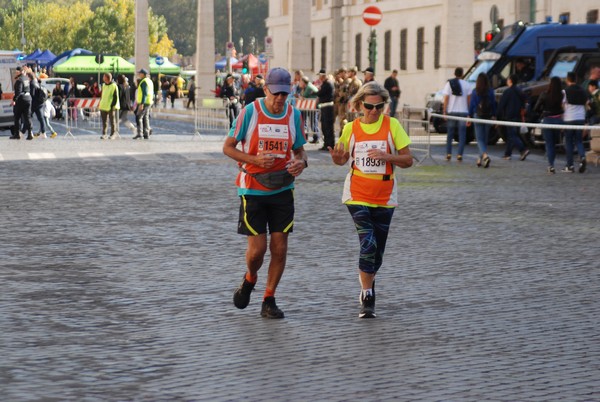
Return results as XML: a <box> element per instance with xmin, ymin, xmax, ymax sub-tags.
<box><xmin>1</xmin><ymin>134</ymin><xmax>599</xmax><ymax>401</ymax></box>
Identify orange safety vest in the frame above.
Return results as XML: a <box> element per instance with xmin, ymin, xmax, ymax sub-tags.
<box><xmin>236</xmin><ymin>100</ymin><xmax>296</xmax><ymax>192</ymax></box>
<box><xmin>346</xmin><ymin>116</ymin><xmax>398</xmax><ymax>206</ymax></box>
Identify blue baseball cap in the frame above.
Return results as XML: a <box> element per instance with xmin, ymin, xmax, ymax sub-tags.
<box><xmin>265</xmin><ymin>67</ymin><xmax>291</xmax><ymax>94</ymax></box>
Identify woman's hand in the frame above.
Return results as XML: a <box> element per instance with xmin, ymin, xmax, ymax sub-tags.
<box><xmin>367</xmin><ymin>148</ymin><xmax>388</xmax><ymax>162</ymax></box>
<box><xmin>328</xmin><ymin>142</ymin><xmax>349</xmax><ymax>165</ymax></box>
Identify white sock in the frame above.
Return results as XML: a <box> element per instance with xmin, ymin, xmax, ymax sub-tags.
<box><xmin>362</xmin><ymin>288</ymin><xmax>373</xmax><ymax>298</ymax></box>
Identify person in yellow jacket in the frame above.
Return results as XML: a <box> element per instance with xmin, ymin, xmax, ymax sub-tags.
<box><xmin>329</xmin><ymin>81</ymin><xmax>413</xmax><ymax>318</ymax></box>
<box><xmin>134</xmin><ymin>68</ymin><xmax>154</xmax><ymax>139</ymax></box>
<box><xmin>99</xmin><ymin>73</ymin><xmax>120</xmax><ymax>140</ymax></box>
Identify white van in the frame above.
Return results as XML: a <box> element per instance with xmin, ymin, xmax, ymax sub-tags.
<box><xmin>0</xmin><ymin>51</ymin><xmax>20</xmax><ymax>131</ymax></box>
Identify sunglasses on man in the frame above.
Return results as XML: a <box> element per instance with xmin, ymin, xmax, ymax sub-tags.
<box><xmin>363</xmin><ymin>102</ymin><xmax>385</xmax><ymax>110</ymax></box>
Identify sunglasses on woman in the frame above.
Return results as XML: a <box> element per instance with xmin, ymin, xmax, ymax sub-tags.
<box><xmin>362</xmin><ymin>102</ymin><xmax>385</xmax><ymax>110</ymax></box>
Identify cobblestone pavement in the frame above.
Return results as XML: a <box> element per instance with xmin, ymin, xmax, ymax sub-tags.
<box><xmin>1</xmin><ymin>136</ymin><xmax>599</xmax><ymax>401</ymax></box>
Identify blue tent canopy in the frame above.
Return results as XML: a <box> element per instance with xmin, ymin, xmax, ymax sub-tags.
<box><xmin>215</xmin><ymin>56</ymin><xmax>238</xmax><ymax>70</ymax></box>
<box><xmin>47</xmin><ymin>48</ymin><xmax>93</xmax><ymax>68</ymax></box>
<box><xmin>30</xmin><ymin>49</ymin><xmax>56</xmax><ymax>67</ymax></box>
<box><xmin>24</xmin><ymin>48</ymin><xmax>42</xmax><ymax>60</ymax></box>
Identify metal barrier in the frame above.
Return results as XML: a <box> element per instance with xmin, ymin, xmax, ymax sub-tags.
<box><xmin>401</xmin><ymin>117</ymin><xmax>436</xmax><ymax>166</ymax></box>
<box><xmin>194</xmin><ymin>98</ymin><xmax>231</xmax><ymax>139</ymax></box>
<box><xmin>64</xmin><ymin>98</ymin><xmax>102</xmax><ymax>138</ymax></box>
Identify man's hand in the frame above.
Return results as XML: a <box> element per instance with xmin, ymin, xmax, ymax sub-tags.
<box><xmin>254</xmin><ymin>153</ymin><xmax>275</xmax><ymax>169</ymax></box>
<box><xmin>286</xmin><ymin>159</ymin><xmax>305</xmax><ymax>177</ymax></box>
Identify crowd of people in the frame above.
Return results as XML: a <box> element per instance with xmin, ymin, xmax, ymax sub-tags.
<box><xmin>442</xmin><ymin>64</ymin><xmax>600</xmax><ymax>173</ymax></box>
<box><xmin>218</xmin><ymin>65</ymin><xmax>401</xmax><ymax>152</ymax></box>
<box><xmin>8</xmin><ymin>64</ymin><xmax>201</xmax><ymax>141</ymax></box>
<box><xmin>8</xmin><ymin>65</ymin><xmax>201</xmax><ymax>140</ymax></box>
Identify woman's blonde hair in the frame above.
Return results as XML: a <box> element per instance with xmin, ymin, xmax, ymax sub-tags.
<box><xmin>351</xmin><ymin>81</ymin><xmax>390</xmax><ymax>111</ymax></box>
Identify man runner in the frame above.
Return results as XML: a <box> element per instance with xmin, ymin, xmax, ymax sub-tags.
<box><xmin>223</xmin><ymin>67</ymin><xmax>308</xmax><ymax>319</ymax></box>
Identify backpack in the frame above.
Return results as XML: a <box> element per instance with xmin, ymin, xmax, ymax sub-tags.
<box><xmin>477</xmin><ymin>92</ymin><xmax>492</xmax><ymax>118</ymax></box>
<box><xmin>448</xmin><ymin>78</ymin><xmax>462</xmax><ymax>96</ymax></box>
<box><xmin>34</xmin><ymin>84</ymin><xmax>48</xmax><ymax>104</ymax></box>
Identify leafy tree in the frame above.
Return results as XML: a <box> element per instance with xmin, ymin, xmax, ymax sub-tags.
<box><xmin>214</xmin><ymin>0</ymin><xmax>268</xmax><ymax>56</ymax></box>
<box><xmin>148</xmin><ymin>0</ymin><xmax>268</xmax><ymax>57</ymax></box>
<box><xmin>0</xmin><ymin>0</ymin><xmax>176</xmax><ymax>58</ymax></box>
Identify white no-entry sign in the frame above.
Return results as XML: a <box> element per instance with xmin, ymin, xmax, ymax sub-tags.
<box><xmin>362</xmin><ymin>6</ymin><xmax>382</xmax><ymax>26</ymax></box>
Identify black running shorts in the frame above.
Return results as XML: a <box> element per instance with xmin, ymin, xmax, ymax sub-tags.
<box><xmin>238</xmin><ymin>190</ymin><xmax>294</xmax><ymax>235</ymax></box>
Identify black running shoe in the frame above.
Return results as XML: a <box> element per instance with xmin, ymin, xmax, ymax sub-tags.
<box><xmin>261</xmin><ymin>296</ymin><xmax>284</xmax><ymax>319</ymax></box>
<box><xmin>579</xmin><ymin>158</ymin><xmax>587</xmax><ymax>173</ymax></box>
<box><xmin>233</xmin><ymin>276</ymin><xmax>255</xmax><ymax>309</ymax></box>
<box><xmin>359</xmin><ymin>294</ymin><xmax>376</xmax><ymax>318</ymax></box>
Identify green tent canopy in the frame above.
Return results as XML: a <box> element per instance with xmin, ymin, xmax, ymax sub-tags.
<box><xmin>53</xmin><ymin>55</ymin><xmax>135</xmax><ymax>75</ymax></box>
<box><xmin>149</xmin><ymin>57</ymin><xmax>181</xmax><ymax>75</ymax></box>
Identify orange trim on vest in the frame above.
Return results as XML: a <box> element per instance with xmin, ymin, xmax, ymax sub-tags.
<box><xmin>348</xmin><ymin>115</ymin><xmax>396</xmax><ymax>205</ymax></box>
<box><xmin>236</xmin><ymin>102</ymin><xmax>295</xmax><ymax>191</ymax></box>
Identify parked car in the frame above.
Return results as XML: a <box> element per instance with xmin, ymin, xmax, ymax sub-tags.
<box><xmin>40</xmin><ymin>78</ymin><xmax>85</xmax><ymax>94</ymax></box>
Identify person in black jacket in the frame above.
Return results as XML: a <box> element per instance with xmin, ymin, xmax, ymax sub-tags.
<box><xmin>222</xmin><ymin>74</ymin><xmax>240</xmax><ymax>128</ymax></box>
<box><xmin>10</xmin><ymin>67</ymin><xmax>33</xmax><ymax>140</ymax></box>
<box><xmin>317</xmin><ymin>69</ymin><xmax>335</xmax><ymax>150</ymax></box>
<box><xmin>117</xmin><ymin>75</ymin><xmax>136</xmax><ymax>135</ymax></box>
<box><xmin>534</xmin><ymin>76</ymin><xmax>564</xmax><ymax>174</ymax></box>
<box><xmin>28</xmin><ymin>72</ymin><xmax>47</xmax><ymax>138</ymax></box>
<box><xmin>497</xmin><ymin>74</ymin><xmax>530</xmax><ymax>161</ymax></box>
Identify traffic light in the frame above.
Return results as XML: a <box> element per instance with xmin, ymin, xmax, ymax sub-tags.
<box><xmin>484</xmin><ymin>24</ymin><xmax>501</xmax><ymax>44</ymax></box>
<box><xmin>368</xmin><ymin>30</ymin><xmax>377</xmax><ymax>70</ymax></box>
<box><xmin>242</xmin><ymin>59</ymin><xmax>249</xmax><ymax>74</ymax></box>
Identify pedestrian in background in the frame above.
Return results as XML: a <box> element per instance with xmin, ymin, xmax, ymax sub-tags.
<box><xmin>28</xmin><ymin>72</ymin><xmax>47</xmax><ymax>139</ymax></box>
<box><xmin>243</xmin><ymin>74</ymin><xmax>265</xmax><ymax>105</ymax></box>
<box><xmin>468</xmin><ymin>73</ymin><xmax>496</xmax><ymax>168</ymax></box>
<box><xmin>168</xmin><ymin>78</ymin><xmax>177</xmax><ymax>108</ymax></box>
<box><xmin>99</xmin><ymin>73</ymin><xmax>120</xmax><ymax>140</ymax></box>
<box><xmin>317</xmin><ymin>68</ymin><xmax>335</xmax><ymax>150</ymax></box>
<box><xmin>497</xmin><ymin>74</ymin><xmax>530</xmax><ymax>161</ymax></box>
<box><xmin>328</xmin><ymin>81</ymin><xmax>413</xmax><ymax>318</ymax></box>
<box><xmin>534</xmin><ymin>76</ymin><xmax>564</xmax><ymax>174</ymax></box>
<box><xmin>561</xmin><ymin>71</ymin><xmax>588</xmax><ymax>173</ymax></box>
<box><xmin>134</xmin><ymin>68</ymin><xmax>154</xmax><ymax>140</ymax></box>
<box><xmin>117</xmin><ymin>74</ymin><xmax>136</xmax><ymax>136</ymax></box>
<box><xmin>41</xmin><ymin>94</ymin><xmax>58</xmax><ymax>138</ymax></box>
<box><xmin>442</xmin><ymin>67</ymin><xmax>470</xmax><ymax>161</ymax></box>
<box><xmin>223</xmin><ymin>67</ymin><xmax>308</xmax><ymax>319</ymax></box>
<box><xmin>176</xmin><ymin>73</ymin><xmax>185</xmax><ymax>99</ymax></box>
<box><xmin>384</xmin><ymin>69</ymin><xmax>401</xmax><ymax>118</ymax></box>
<box><xmin>363</xmin><ymin>66</ymin><xmax>375</xmax><ymax>83</ymax></box>
<box><xmin>10</xmin><ymin>67</ymin><xmax>33</xmax><ymax>140</ymax></box>
<box><xmin>222</xmin><ymin>73</ymin><xmax>240</xmax><ymax>128</ymax></box>
<box><xmin>587</xmin><ymin>79</ymin><xmax>600</xmax><ymax>125</ymax></box>
<box><xmin>160</xmin><ymin>77</ymin><xmax>170</xmax><ymax>108</ymax></box>
<box><xmin>186</xmin><ymin>76</ymin><xmax>196</xmax><ymax>109</ymax></box>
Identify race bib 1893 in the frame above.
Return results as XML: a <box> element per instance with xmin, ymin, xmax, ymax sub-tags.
<box><xmin>354</xmin><ymin>140</ymin><xmax>387</xmax><ymax>174</ymax></box>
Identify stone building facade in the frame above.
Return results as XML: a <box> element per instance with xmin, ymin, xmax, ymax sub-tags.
<box><xmin>267</xmin><ymin>0</ymin><xmax>600</xmax><ymax>108</ymax></box>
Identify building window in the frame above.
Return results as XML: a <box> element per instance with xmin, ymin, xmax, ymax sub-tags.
<box><xmin>400</xmin><ymin>29</ymin><xmax>407</xmax><ymax>71</ymax></box>
<box><xmin>355</xmin><ymin>33</ymin><xmax>362</xmax><ymax>70</ymax></box>
<box><xmin>384</xmin><ymin>30</ymin><xmax>391</xmax><ymax>71</ymax></box>
<box><xmin>416</xmin><ymin>27</ymin><xmax>424</xmax><ymax>70</ymax></box>
<box><xmin>474</xmin><ymin>21</ymin><xmax>482</xmax><ymax>49</ymax></box>
<box><xmin>321</xmin><ymin>36</ymin><xmax>327</xmax><ymax>70</ymax></box>
<box><xmin>434</xmin><ymin>25</ymin><xmax>441</xmax><ymax>69</ymax></box>
<box><xmin>586</xmin><ymin>10</ymin><xmax>598</xmax><ymax>23</ymax></box>
<box><xmin>311</xmin><ymin>37</ymin><xmax>315</xmax><ymax>72</ymax></box>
